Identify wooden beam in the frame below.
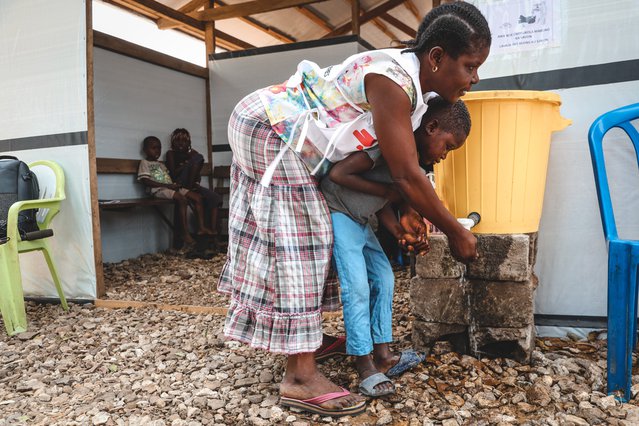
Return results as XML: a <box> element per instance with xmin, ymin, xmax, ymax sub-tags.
<box><xmin>205</xmin><ymin>2</ymin><xmax>214</xmax><ymax>185</ymax></box>
<box><xmin>86</xmin><ymin>2</ymin><xmax>106</xmax><ymax>299</ymax></box>
<box><xmin>215</xmin><ymin>31</ymin><xmax>256</xmax><ymax>50</ymax></box>
<box><xmin>110</xmin><ymin>0</ymin><xmax>205</xmax><ymax>30</ymax></box>
<box><xmin>94</xmin><ymin>298</ymin><xmax>342</xmax><ymax>318</ymax></box>
<box><xmin>94</xmin><ymin>31</ymin><xmax>209</xmax><ymax>78</ymax></box>
<box><xmin>351</xmin><ymin>0</ymin><xmax>360</xmax><ymax>35</ymax></box>
<box><xmin>339</xmin><ymin>0</ymin><xmax>400</xmax><ymax>45</ymax></box>
<box><xmin>103</xmin><ymin>0</ymin><xmax>203</xmax><ymax>39</ymax></box>
<box><xmin>205</xmin><ymin>36</ymin><xmax>240</xmax><ymax>51</ymax></box>
<box><xmin>205</xmin><ymin>0</ymin><xmax>216</xmax><ymax>57</ymax></box>
<box><xmin>96</xmin><ymin>158</ymin><xmax>141</xmax><ymax>174</ymax></box>
<box><xmin>95</xmin><ymin>299</ymin><xmax>229</xmax><ymax>315</ymax></box>
<box><xmin>141</xmin><ymin>0</ymin><xmax>208</xmax><ymax>30</ymax></box>
<box><xmin>193</xmin><ymin>0</ymin><xmax>328</xmax><ymax>21</ymax></box>
<box><xmin>178</xmin><ymin>0</ymin><xmax>209</xmax><ymax>13</ymax></box>
<box><xmin>403</xmin><ymin>0</ymin><xmax>420</xmax><ymax>21</ymax></box>
<box><xmin>235</xmin><ymin>16</ymin><xmax>296</xmax><ymax>43</ymax></box>
<box><xmin>348</xmin><ymin>1</ymin><xmax>395</xmax><ymax>40</ymax></box>
<box><xmin>323</xmin><ymin>0</ymin><xmax>407</xmax><ymax>38</ymax></box>
<box><xmin>156</xmin><ymin>17</ymin><xmax>182</xmax><ymax>29</ymax></box>
<box><xmin>380</xmin><ymin>12</ymin><xmax>416</xmax><ymax>38</ymax></box>
<box><xmin>211</xmin><ymin>1</ymin><xmax>296</xmax><ymax>44</ymax></box>
<box><xmin>205</xmin><ymin>22</ymin><xmax>216</xmax><ymax>57</ymax></box>
<box><xmin>296</xmin><ymin>5</ymin><xmax>333</xmax><ymax>32</ymax></box>
<box><xmin>372</xmin><ymin>18</ymin><xmax>398</xmax><ymax>41</ymax></box>
<box><xmin>105</xmin><ymin>0</ymin><xmax>254</xmax><ymax>50</ymax></box>
<box><xmin>205</xmin><ymin>80</ymin><xmax>214</xmax><ymax>189</ymax></box>
<box><xmin>96</xmin><ymin>158</ymin><xmax>213</xmax><ymax>176</ymax></box>
<box><xmin>217</xmin><ymin>1</ymin><xmax>296</xmax><ymax>43</ymax></box>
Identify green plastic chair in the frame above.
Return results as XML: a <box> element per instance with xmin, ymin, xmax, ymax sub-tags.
<box><xmin>0</xmin><ymin>160</ymin><xmax>68</xmax><ymax>335</ymax></box>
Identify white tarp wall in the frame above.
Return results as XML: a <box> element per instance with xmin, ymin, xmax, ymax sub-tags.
<box><xmin>472</xmin><ymin>0</ymin><xmax>639</xmax><ymax>333</ymax></box>
<box><xmin>0</xmin><ymin>0</ymin><xmax>96</xmax><ymax>299</ymax></box>
<box><xmin>94</xmin><ymin>47</ymin><xmax>208</xmax><ymax>262</ymax></box>
<box><xmin>209</xmin><ymin>37</ymin><xmax>370</xmax><ymax>169</ymax></box>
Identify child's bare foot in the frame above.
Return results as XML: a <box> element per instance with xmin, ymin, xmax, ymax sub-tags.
<box><xmin>184</xmin><ymin>235</ymin><xmax>197</xmax><ymax>246</ymax></box>
<box><xmin>355</xmin><ymin>355</ymin><xmax>395</xmax><ymax>397</ymax></box>
<box><xmin>373</xmin><ymin>352</ymin><xmax>400</xmax><ymax>374</ymax></box>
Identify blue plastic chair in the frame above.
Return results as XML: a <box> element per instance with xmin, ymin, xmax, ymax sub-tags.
<box><xmin>588</xmin><ymin>102</ymin><xmax>639</xmax><ymax>401</ymax></box>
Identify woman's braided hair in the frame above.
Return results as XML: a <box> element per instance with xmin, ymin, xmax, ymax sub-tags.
<box><xmin>403</xmin><ymin>2</ymin><xmax>491</xmax><ymax>59</ymax></box>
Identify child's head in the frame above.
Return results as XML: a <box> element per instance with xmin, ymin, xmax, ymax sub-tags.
<box><xmin>414</xmin><ymin>96</ymin><xmax>471</xmax><ymax>168</ymax></box>
<box><xmin>403</xmin><ymin>3</ymin><xmax>491</xmax><ymax>103</ymax></box>
<box><xmin>142</xmin><ymin>136</ymin><xmax>162</xmax><ymax>161</ymax></box>
<box><xmin>170</xmin><ymin>128</ymin><xmax>192</xmax><ymax>153</ymax></box>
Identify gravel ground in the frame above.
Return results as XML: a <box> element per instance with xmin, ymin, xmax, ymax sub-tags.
<box><xmin>1</xmin><ymin>252</ymin><xmax>639</xmax><ymax>425</ymax></box>
<box><xmin>102</xmin><ymin>253</ymin><xmax>230</xmax><ymax>307</ymax></box>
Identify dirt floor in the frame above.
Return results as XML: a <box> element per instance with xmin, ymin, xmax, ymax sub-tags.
<box><xmin>1</xmin><ymin>251</ymin><xmax>639</xmax><ymax>425</ymax></box>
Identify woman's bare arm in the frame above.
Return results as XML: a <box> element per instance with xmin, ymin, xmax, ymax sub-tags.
<box><xmin>364</xmin><ymin>73</ymin><xmax>477</xmax><ymax>261</ymax></box>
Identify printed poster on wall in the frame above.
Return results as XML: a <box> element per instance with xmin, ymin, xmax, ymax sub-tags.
<box><xmin>473</xmin><ymin>0</ymin><xmax>561</xmax><ymax>54</ymax></box>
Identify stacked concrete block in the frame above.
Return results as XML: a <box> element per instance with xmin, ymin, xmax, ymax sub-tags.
<box><xmin>411</xmin><ymin>233</ymin><xmax>538</xmax><ymax>363</ymax></box>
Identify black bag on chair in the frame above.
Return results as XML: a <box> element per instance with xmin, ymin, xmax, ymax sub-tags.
<box><xmin>0</xmin><ymin>156</ymin><xmax>40</xmax><ymax>239</ymax></box>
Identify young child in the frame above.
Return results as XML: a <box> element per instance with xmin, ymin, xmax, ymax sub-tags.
<box><xmin>320</xmin><ymin>96</ymin><xmax>471</xmax><ymax>398</ymax></box>
<box><xmin>165</xmin><ymin>128</ymin><xmax>222</xmax><ymax>235</ymax></box>
<box><xmin>137</xmin><ymin>136</ymin><xmax>214</xmax><ymax>246</ymax></box>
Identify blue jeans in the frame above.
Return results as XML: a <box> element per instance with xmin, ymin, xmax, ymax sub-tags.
<box><xmin>331</xmin><ymin>212</ymin><xmax>395</xmax><ymax>356</ymax></box>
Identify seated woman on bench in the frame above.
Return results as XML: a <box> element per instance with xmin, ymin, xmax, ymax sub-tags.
<box><xmin>165</xmin><ymin>128</ymin><xmax>222</xmax><ymax>235</ymax></box>
<box><xmin>137</xmin><ymin>136</ymin><xmax>214</xmax><ymax>246</ymax></box>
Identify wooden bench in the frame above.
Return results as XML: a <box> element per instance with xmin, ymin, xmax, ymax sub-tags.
<box><xmin>211</xmin><ymin>164</ymin><xmax>231</xmax><ymax>238</ymax></box>
<box><xmin>98</xmin><ymin>197</ymin><xmax>176</xmax><ymax>229</ymax></box>
<box><xmin>96</xmin><ymin>158</ymin><xmax>230</xmax><ymax>245</ymax></box>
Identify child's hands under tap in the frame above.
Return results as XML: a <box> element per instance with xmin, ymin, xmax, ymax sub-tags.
<box><xmin>399</xmin><ymin>230</ymin><xmax>430</xmax><ymax>256</ymax></box>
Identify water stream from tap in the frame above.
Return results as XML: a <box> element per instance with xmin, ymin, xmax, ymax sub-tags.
<box><xmin>461</xmin><ymin>263</ymin><xmax>481</xmax><ymax>357</ymax></box>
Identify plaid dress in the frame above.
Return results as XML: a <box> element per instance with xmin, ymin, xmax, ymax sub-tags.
<box><xmin>218</xmin><ymin>92</ymin><xmax>339</xmax><ymax>354</ymax></box>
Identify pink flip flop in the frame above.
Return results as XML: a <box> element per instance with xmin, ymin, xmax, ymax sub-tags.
<box><xmin>280</xmin><ymin>388</ymin><xmax>366</xmax><ymax>417</ymax></box>
<box><xmin>315</xmin><ymin>335</ymin><xmax>347</xmax><ymax>362</ymax></box>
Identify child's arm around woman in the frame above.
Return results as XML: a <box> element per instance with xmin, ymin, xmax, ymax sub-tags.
<box><xmin>327</xmin><ymin>150</ymin><xmax>402</xmax><ymax>203</ymax></box>
<box><xmin>326</xmin><ymin>149</ymin><xmax>429</xmax><ymax>253</ymax></box>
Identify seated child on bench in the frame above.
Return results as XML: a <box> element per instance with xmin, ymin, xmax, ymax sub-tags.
<box><xmin>137</xmin><ymin>136</ymin><xmax>214</xmax><ymax>246</ymax></box>
<box><xmin>165</xmin><ymin>128</ymin><xmax>222</xmax><ymax>234</ymax></box>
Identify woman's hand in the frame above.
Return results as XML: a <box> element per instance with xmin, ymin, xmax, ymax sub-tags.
<box><xmin>401</xmin><ymin>208</ymin><xmax>478</xmax><ymax>262</ymax></box>
<box><xmin>447</xmin><ymin>227</ymin><xmax>479</xmax><ymax>263</ymax></box>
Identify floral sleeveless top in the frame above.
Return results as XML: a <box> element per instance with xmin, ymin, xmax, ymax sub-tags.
<box><xmin>258</xmin><ymin>49</ymin><xmax>429</xmax><ymax>179</ymax></box>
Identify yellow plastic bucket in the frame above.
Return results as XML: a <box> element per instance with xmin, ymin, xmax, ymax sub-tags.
<box><xmin>434</xmin><ymin>90</ymin><xmax>571</xmax><ymax>234</ymax></box>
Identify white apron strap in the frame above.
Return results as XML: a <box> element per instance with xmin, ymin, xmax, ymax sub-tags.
<box><xmin>260</xmin><ymin>143</ymin><xmax>290</xmax><ymax>187</ymax></box>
